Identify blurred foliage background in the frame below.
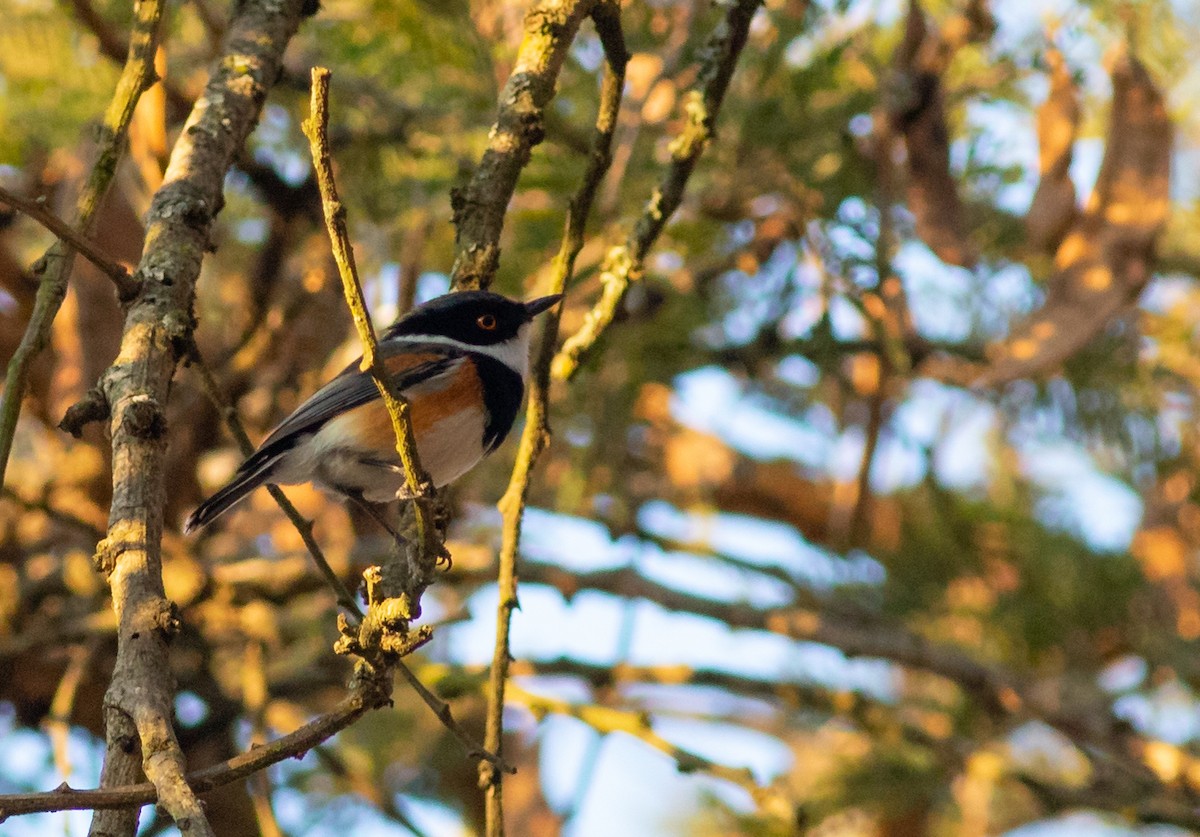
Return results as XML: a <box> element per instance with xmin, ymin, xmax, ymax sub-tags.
<box><xmin>2</xmin><ymin>0</ymin><xmax>1200</xmax><ymax>834</ymax></box>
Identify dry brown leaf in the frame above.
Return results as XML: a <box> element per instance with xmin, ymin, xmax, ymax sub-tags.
<box><xmin>974</xmin><ymin>51</ymin><xmax>1171</xmax><ymax>386</ymax></box>
<box><xmin>1026</xmin><ymin>47</ymin><xmax>1081</xmax><ymax>252</ymax></box>
<box><xmin>887</xmin><ymin>0</ymin><xmax>981</xmax><ymax>268</ymax></box>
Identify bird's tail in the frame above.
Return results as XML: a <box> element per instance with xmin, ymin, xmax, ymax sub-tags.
<box><xmin>184</xmin><ymin>459</ymin><xmax>275</xmax><ymax>534</ymax></box>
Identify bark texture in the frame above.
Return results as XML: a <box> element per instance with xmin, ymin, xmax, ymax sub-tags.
<box><xmin>87</xmin><ymin>1</ymin><xmax>309</xmax><ymax>834</ymax></box>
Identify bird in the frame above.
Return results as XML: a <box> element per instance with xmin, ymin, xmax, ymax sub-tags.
<box><xmin>184</xmin><ymin>290</ymin><xmax>562</xmax><ymax>534</ymax></box>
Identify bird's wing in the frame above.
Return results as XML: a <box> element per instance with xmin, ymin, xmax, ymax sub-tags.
<box><xmin>248</xmin><ymin>343</ymin><xmax>462</xmax><ymax>465</ymax></box>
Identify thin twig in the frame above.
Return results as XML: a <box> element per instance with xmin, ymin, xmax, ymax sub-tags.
<box><xmin>552</xmin><ymin>0</ymin><xmax>765</xmax><ymax>381</ymax></box>
<box><xmin>395</xmin><ymin>661</ymin><xmax>512</xmax><ymax>773</ymax></box>
<box><xmin>0</xmin><ymin>665</ymin><xmax>393</xmax><ymax>820</ymax></box>
<box><xmin>507</xmin><ymin>684</ymin><xmax>789</xmax><ymax>809</ymax></box>
<box><xmin>0</xmin><ymin>0</ymin><xmax>165</xmax><ymax>489</ymax></box>
<box><xmin>299</xmin><ymin>67</ymin><xmax>503</xmax><ymax>775</ymax></box>
<box><xmin>0</xmin><ymin>186</ymin><xmax>137</xmax><ymax>297</ymax></box>
<box><xmin>479</xmin><ymin>6</ymin><xmax>627</xmax><ymax>833</ymax></box>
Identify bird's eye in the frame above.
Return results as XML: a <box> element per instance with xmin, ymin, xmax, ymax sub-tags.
<box><xmin>477</xmin><ymin>314</ymin><xmax>498</xmax><ymax>330</ymax></box>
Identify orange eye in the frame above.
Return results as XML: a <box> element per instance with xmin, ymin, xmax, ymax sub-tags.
<box><xmin>477</xmin><ymin>314</ymin><xmax>497</xmax><ymax>330</ymax></box>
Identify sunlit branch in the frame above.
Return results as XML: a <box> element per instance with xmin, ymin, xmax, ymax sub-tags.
<box><xmin>552</xmin><ymin>0</ymin><xmax>765</xmax><ymax>381</ymax></box>
<box><xmin>449</xmin><ymin>0</ymin><xmax>600</xmax><ymax>292</ymax></box>
<box><xmin>481</xmin><ymin>5</ymin><xmax>627</xmax><ymax>833</ymax></box>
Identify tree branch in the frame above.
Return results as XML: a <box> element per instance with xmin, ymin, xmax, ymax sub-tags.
<box><xmin>0</xmin><ymin>666</ymin><xmax>393</xmax><ymax>820</ymax></box>
<box><xmin>552</xmin><ymin>0</ymin><xmax>765</xmax><ymax>381</ymax></box>
<box><xmin>0</xmin><ymin>0</ymin><xmax>165</xmax><ymax>489</ymax></box>
<box><xmin>453</xmin><ymin>557</ymin><xmax>1163</xmax><ymax>797</ymax></box>
<box><xmin>449</xmin><ymin>0</ymin><xmax>599</xmax><ymax>291</ymax></box>
<box><xmin>0</xmin><ymin>186</ymin><xmax>137</xmax><ymax>298</ymax></box>
<box><xmin>880</xmin><ymin>0</ymin><xmax>991</xmax><ymax>268</ymax></box>
<box><xmin>480</xmin><ymin>5</ymin><xmax>626</xmax><ymax>832</ymax></box>
<box><xmin>82</xmin><ymin>1</ymin><xmax>310</xmax><ymax>834</ymax></box>
<box><xmin>928</xmin><ymin>50</ymin><xmax>1171</xmax><ymax>387</ymax></box>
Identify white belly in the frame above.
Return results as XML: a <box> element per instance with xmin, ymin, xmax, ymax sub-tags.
<box><xmin>272</xmin><ymin>407</ymin><xmax>487</xmax><ymax>502</ymax></box>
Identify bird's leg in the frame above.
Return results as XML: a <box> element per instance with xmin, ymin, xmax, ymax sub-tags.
<box><xmin>342</xmin><ymin>489</ymin><xmax>406</xmax><ymax>544</ymax></box>
<box><xmin>355</xmin><ymin>459</ymin><xmax>452</xmax><ymax>569</ymax></box>
<box><xmin>358</xmin><ymin>457</ymin><xmax>419</xmax><ymax>499</ymax></box>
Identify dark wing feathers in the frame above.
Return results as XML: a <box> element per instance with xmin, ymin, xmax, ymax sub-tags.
<box><xmin>251</xmin><ymin>344</ymin><xmax>461</xmax><ymax>463</ymax></box>
<box><xmin>186</xmin><ymin>343</ymin><xmax>462</xmax><ymax>533</ymax></box>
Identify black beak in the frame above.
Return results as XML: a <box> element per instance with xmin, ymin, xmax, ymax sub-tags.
<box><xmin>524</xmin><ymin>294</ymin><xmax>563</xmax><ymax>319</ymax></box>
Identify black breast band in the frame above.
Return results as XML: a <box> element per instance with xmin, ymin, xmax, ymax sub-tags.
<box><xmin>471</xmin><ymin>354</ymin><xmax>525</xmax><ymax>451</ymax></box>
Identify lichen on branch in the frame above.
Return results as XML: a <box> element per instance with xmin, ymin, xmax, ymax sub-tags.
<box><xmin>552</xmin><ymin>0</ymin><xmax>765</xmax><ymax>381</ymax></box>
<box><xmin>82</xmin><ymin>1</ymin><xmax>311</xmax><ymax>834</ymax></box>
<box><xmin>449</xmin><ymin>0</ymin><xmax>600</xmax><ymax>292</ymax></box>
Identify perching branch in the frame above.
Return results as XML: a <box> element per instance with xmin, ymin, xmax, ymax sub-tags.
<box><xmin>301</xmin><ymin>68</ymin><xmax>506</xmax><ymax>773</ymax></box>
<box><xmin>449</xmin><ymin>0</ymin><xmax>600</xmax><ymax>291</ymax></box>
<box><xmin>480</xmin><ymin>5</ymin><xmax>627</xmax><ymax>833</ymax></box>
<box><xmin>0</xmin><ymin>0</ymin><xmax>165</xmax><ymax>489</ymax></box>
<box><xmin>300</xmin><ymin>65</ymin><xmax>451</xmax><ymax>637</ymax></box>
<box><xmin>80</xmin><ymin>1</ymin><xmax>311</xmax><ymax>834</ymax></box>
<box><xmin>302</xmin><ymin>67</ymin><xmax>431</xmax><ymax>503</ymax></box>
<box><xmin>0</xmin><ymin>666</ymin><xmax>394</xmax><ymax>820</ymax></box>
<box><xmin>552</xmin><ymin>0</ymin><xmax>765</xmax><ymax>381</ymax></box>
<box><xmin>191</xmin><ymin>350</ymin><xmax>505</xmax><ymax>773</ymax></box>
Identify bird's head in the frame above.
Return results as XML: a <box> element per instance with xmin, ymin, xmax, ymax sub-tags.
<box><xmin>384</xmin><ymin>290</ymin><xmax>562</xmax><ymax>375</ymax></box>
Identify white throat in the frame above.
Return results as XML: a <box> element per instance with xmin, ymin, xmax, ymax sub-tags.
<box><xmin>395</xmin><ymin>323</ymin><xmax>531</xmax><ymax>379</ymax></box>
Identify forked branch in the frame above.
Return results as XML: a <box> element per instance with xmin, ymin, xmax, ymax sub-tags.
<box><xmin>552</xmin><ymin>0</ymin><xmax>765</xmax><ymax>381</ymax></box>
<box><xmin>0</xmin><ymin>0</ymin><xmax>165</xmax><ymax>488</ymax></box>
